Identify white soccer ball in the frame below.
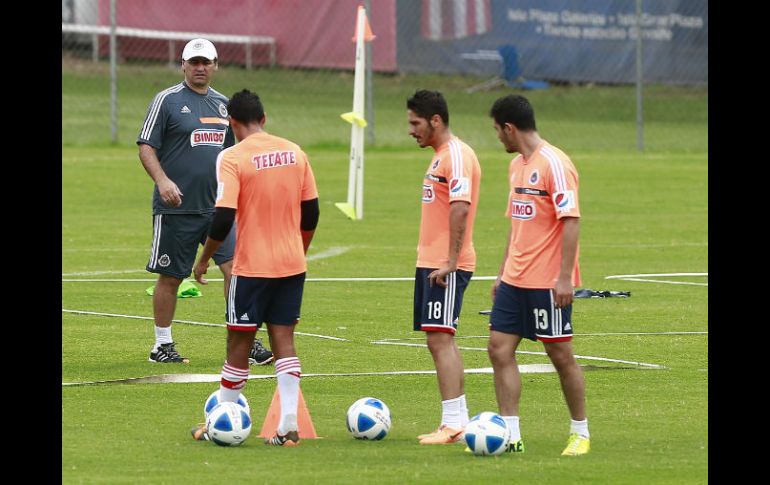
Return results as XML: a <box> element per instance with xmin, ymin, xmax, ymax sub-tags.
<box><xmin>464</xmin><ymin>412</ymin><xmax>510</xmax><ymax>456</ymax></box>
<box><xmin>346</xmin><ymin>397</ymin><xmax>391</xmax><ymax>440</ymax></box>
<box><xmin>206</xmin><ymin>401</ymin><xmax>252</xmax><ymax>446</ymax></box>
<box><xmin>204</xmin><ymin>390</ymin><xmax>250</xmax><ymax>420</ymax></box>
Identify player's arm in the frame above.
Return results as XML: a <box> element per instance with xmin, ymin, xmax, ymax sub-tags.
<box><xmin>492</xmin><ymin>227</ymin><xmax>512</xmax><ymax>302</ymax></box>
<box><xmin>193</xmin><ymin>207</ymin><xmax>236</xmax><ymax>284</ymax></box>
<box><xmin>553</xmin><ymin>216</ymin><xmax>580</xmax><ymax>308</ymax></box>
<box><xmin>300</xmin><ymin>198</ymin><xmax>320</xmax><ymax>254</ymax></box>
<box><xmin>429</xmin><ymin>200</ymin><xmax>470</xmax><ymax>288</ymax></box>
<box><xmin>138</xmin><ymin>143</ymin><xmax>183</xmax><ymax>207</ymax></box>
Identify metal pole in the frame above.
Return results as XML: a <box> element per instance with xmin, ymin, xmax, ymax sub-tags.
<box><xmin>109</xmin><ymin>0</ymin><xmax>118</xmax><ymax>144</ymax></box>
<box><xmin>635</xmin><ymin>0</ymin><xmax>643</xmax><ymax>152</ymax></box>
<box><xmin>365</xmin><ymin>0</ymin><xmax>375</xmax><ymax>145</ymax></box>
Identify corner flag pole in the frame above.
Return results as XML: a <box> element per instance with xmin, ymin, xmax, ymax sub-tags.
<box><xmin>337</xmin><ymin>5</ymin><xmax>375</xmax><ymax>220</ymax></box>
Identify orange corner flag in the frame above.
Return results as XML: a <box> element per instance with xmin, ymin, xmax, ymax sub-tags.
<box><xmin>352</xmin><ymin>5</ymin><xmax>376</xmax><ymax>42</ymax></box>
<box><xmin>258</xmin><ymin>387</ymin><xmax>319</xmax><ymax>439</ymax></box>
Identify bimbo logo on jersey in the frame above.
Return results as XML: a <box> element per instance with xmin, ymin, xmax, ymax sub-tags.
<box><xmin>422</xmin><ymin>183</ymin><xmax>435</xmax><ymax>203</ymax></box>
<box><xmin>190</xmin><ymin>129</ymin><xmax>226</xmax><ymax>147</ymax></box>
<box><xmin>511</xmin><ymin>199</ymin><xmax>535</xmax><ymax>220</ymax></box>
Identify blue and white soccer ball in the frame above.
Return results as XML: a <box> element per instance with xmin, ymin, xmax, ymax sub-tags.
<box><xmin>464</xmin><ymin>412</ymin><xmax>510</xmax><ymax>456</ymax></box>
<box><xmin>204</xmin><ymin>390</ymin><xmax>250</xmax><ymax>420</ymax></box>
<box><xmin>346</xmin><ymin>397</ymin><xmax>392</xmax><ymax>440</ymax></box>
<box><xmin>205</xmin><ymin>401</ymin><xmax>252</xmax><ymax>446</ymax></box>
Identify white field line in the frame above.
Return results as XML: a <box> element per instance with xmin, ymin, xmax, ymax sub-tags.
<box><xmin>371</xmin><ymin>340</ymin><xmax>666</xmax><ymax>369</ymax></box>
<box><xmin>62</xmin><ymin>269</ymin><xmax>151</xmax><ymax>276</ymax></box>
<box><xmin>63</xmin><ymin>272</ymin><xmax>706</xmax><ymax>285</ymax></box>
<box><xmin>61</xmin><ymin>309</ymin><xmax>347</xmax><ymax>341</ymax></box>
<box><xmin>376</xmin><ymin>331</ymin><xmax>708</xmax><ymax>340</ymax></box>
<box><xmin>605</xmin><ymin>272</ymin><xmax>708</xmax><ymax>287</ymax></box>
<box><xmin>607</xmin><ymin>277</ymin><xmax>707</xmax><ymax>286</ymax></box>
<box><xmin>306</xmin><ymin>246</ymin><xmax>352</xmax><ymax>261</ymax></box>
<box><xmin>61</xmin><ymin>247</ymin><xmax>352</xmax><ymax>277</ymax></box>
<box><xmin>62</xmin><ymin>366</ymin><xmax>557</xmax><ymax>386</ymax></box>
<box><xmin>62</xmin><ymin>278</ymin><xmax>223</xmax><ymax>282</ymax></box>
<box><xmin>588</xmin><ymin>242</ymin><xmax>708</xmax><ymax>248</ymax></box>
<box><xmin>606</xmin><ymin>273</ymin><xmax>707</xmax><ymax>278</ymax></box>
<box><xmin>62</xmin><ymin>275</ymin><xmax>500</xmax><ymax>282</ymax></box>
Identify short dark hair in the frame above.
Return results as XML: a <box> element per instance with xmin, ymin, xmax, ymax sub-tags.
<box><xmin>489</xmin><ymin>94</ymin><xmax>536</xmax><ymax>131</ymax></box>
<box><xmin>227</xmin><ymin>89</ymin><xmax>265</xmax><ymax>124</ymax></box>
<box><xmin>407</xmin><ymin>90</ymin><xmax>449</xmax><ymax>125</ymax></box>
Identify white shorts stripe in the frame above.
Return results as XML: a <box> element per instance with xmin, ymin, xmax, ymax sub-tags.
<box><xmin>149</xmin><ymin>214</ymin><xmax>162</xmax><ymax>268</ymax></box>
<box><xmin>548</xmin><ymin>291</ymin><xmax>562</xmax><ymax>337</ymax></box>
<box><xmin>441</xmin><ymin>273</ymin><xmax>447</xmax><ymax>326</ymax></box>
<box><xmin>227</xmin><ymin>275</ymin><xmax>238</xmax><ymax>323</ymax></box>
<box><xmin>443</xmin><ymin>272</ymin><xmax>457</xmax><ymax>326</ymax></box>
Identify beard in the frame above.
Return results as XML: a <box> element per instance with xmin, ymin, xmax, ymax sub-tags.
<box><xmin>416</xmin><ymin>125</ymin><xmax>435</xmax><ymax>147</ymax></box>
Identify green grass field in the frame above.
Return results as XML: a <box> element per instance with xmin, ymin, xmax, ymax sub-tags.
<box><xmin>62</xmin><ymin>63</ymin><xmax>707</xmax><ymax>483</ymax></box>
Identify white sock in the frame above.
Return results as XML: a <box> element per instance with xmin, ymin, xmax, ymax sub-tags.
<box><xmin>219</xmin><ymin>386</ymin><xmax>242</xmax><ymax>403</ymax></box>
<box><xmin>458</xmin><ymin>394</ymin><xmax>470</xmax><ymax>427</ymax></box>
<box><xmin>154</xmin><ymin>326</ymin><xmax>172</xmax><ymax>349</ymax></box>
<box><xmin>275</xmin><ymin>357</ymin><xmax>301</xmax><ymax>435</ymax></box>
<box><xmin>570</xmin><ymin>418</ymin><xmax>589</xmax><ymax>438</ymax></box>
<box><xmin>220</xmin><ymin>362</ymin><xmax>249</xmax><ymax>400</ymax></box>
<box><xmin>503</xmin><ymin>416</ymin><xmax>521</xmax><ymax>442</ymax></box>
<box><xmin>441</xmin><ymin>395</ymin><xmax>465</xmax><ymax>429</ymax></box>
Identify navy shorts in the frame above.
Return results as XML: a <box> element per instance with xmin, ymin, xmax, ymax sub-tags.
<box><xmin>226</xmin><ymin>273</ymin><xmax>306</xmax><ymax>331</ymax></box>
<box><xmin>413</xmin><ymin>267</ymin><xmax>473</xmax><ymax>335</ymax></box>
<box><xmin>146</xmin><ymin>213</ymin><xmax>235</xmax><ymax>279</ymax></box>
<box><xmin>489</xmin><ymin>281</ymin><xmax>573</xmax><ymax>342</ymax></box>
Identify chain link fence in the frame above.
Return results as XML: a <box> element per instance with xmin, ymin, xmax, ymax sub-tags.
<box><xmin>62</xmin><ymin>0</ymin><xmax>707</xmax><ymax>153</ymax></box>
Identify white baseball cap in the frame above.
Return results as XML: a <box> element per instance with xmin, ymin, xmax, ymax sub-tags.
<box><xmin>182</xmin><ymin>38</ymin><xmax>218</xmax><ymax>61</ymax></box>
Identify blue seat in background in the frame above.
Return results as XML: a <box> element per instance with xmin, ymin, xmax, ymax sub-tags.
<box><xmin>498</xmin><ymin>45</ymin><xmax>550</xmax><ymax>90</ymax></box>
<box><xmin>465</xmin><ymin>44</ymin><xmax>549</xmax><ymax>93</ymax></box>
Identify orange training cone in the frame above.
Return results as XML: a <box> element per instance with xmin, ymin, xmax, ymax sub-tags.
<box><xmin>351</xmin><ymin>5</ymin><xmax>376</xmax><ymax>42</ymax></box>
<box><xmin>258</xmin><ymin>387</ymin><xmax>319</xmax><ymax>439</ymax></box>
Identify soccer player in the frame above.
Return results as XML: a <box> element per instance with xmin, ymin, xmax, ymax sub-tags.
<box><xmin>191</xmin><ymin>89</ymin><xmax>319</xmax><ymax>447</ymax></box>
<box><xmin>487</xmin><ymin>94</ymin><xmax>590</xmax><ymax>456</ymax></box>
<box><xmin>137</xmin><ymin>38</ymin><xmax>272</xmax><ymax>365</ymax></box>
<box><xmin>406</xmin><ymin>90</ymin><xmax>482</xmax><ymax>444</ymax></box>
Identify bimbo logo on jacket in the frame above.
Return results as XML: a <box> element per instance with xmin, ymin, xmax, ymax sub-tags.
<box><xmin>190</xmin><ymin>129</ymin><xmax>226</xmax><ymax>147</ymax></box>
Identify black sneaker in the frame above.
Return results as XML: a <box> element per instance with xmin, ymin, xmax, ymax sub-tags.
<box><xmin>264</xmin><ymin>430</ymin><xmax>299</xmax><ymax>446</ymax></box>
<box><xmin>148</xmin><ymin>342</ymin><xmax>189</xmax><ymax>363</ymax></box>
<box><xmin>249</xmin><ymin>338</ymin><xmax>274</xmax><ymax>365</ymax></box>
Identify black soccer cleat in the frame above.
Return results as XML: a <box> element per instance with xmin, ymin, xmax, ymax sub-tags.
<box><xmin>264</xmin><ymin>430</ymin><xmax>300</xmax><ymax>447</ymax></box>
<box><xmin>149</xmin><ymin>342</ymin><xmax>189</xmax><ymax>363</ymax></box>
<box><xmin>248</xmin><ymin>338</ymin><xmax>274</xmax><ymax>365</ymax></box>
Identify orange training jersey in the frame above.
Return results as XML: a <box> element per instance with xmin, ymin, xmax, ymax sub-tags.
<box><xmin>215</xmin><ymin>131</ymin><xmax>318</xmax><ymax>278</ymax></box>
<box><xmin>417</xmin><ymin>136</ymin><xmax>481</xmax><ymax>271</ymax></box>
<box><xmin>502</xmin><ymin>140</ymin><xmax>581</xmax><ymax>289</ymax></box>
